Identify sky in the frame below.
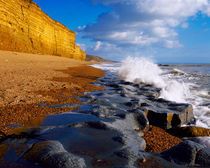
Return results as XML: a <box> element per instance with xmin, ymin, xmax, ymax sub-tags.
<box><xmin>33</xmin><ymin>0</ymin><xmax>210</xmax><ymax>63</ymax></box>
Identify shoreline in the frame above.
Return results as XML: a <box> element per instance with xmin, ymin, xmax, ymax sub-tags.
<box><xmin>0</xmin><ymin>51</ymin><xmax>209</xmax><ymax>167</ymax></box>
<box><xmin>0</xmin><ymin>50</ymin><xmax>208</xmax><ymax>156</ymax></box>
<box><xmin>0</xmin><ymin>50</ymin><xmax>105</xmax><ymax>134</ymax></box>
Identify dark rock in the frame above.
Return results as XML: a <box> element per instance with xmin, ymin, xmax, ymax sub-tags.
<box><xmin>114</xmin><ymin>113</ymin><xmax>126</xmax><ymax>119</ymax></box>
<box><xmin>112</xmin><ymin>136</ymin><xmax>124</xmax><ymax>144</ymax></box>
<box><xmin>142</xmin><ymin>102</ymin><xmax>194</xmax><ymax>129</ymax></box>
<box><xmin>160</xmin><ymin>140</ymin><xmax>206</xmax><ymax>166</ymax></box>
<box><xmin>195</xmin><ymin>148</ymin><xmax>210</xmax><ymax>167</ymax></box>
<box><xmin>145</xmin><ymin>110</ymin><xmax>168</xmax><ymax>129</ymax></box>
<box><xmin>138</xmin><ymin>102</ymin><xmax>150</xmax><ymax>107</ymax></box>
<box><xmin>114</xmin><ymin>150</ymin><xmax>129</xmax><ymax>159</ymax></box>
<box><xmin>91</xmin><ymin>158</ymin><xmax>112</xmax><ymax>167</ymax></box>
<box><xmin>182</xmin><ymin>137</ymin><xmax>210</xmax><ymax>148</ymax></box>
<box><xmin>68</xmin><ymin>121</ymin><xmax>108</xmax><ymax>130</ymax></box>
<box><xmin>126</xmin><ymin>110</ymin><xmax>149</xmax><ymax>131</ymax></box>
<box><xmin>124</xmin><ymin>100</ymin><xmax>139</xmax><ymax>108</ymax></box>
<box><xmin>23</xmin><ymin>140</ymin><xmax>85</xmax><ymax>168</ymax></box>
<box><xmin>86</xmin><ymin>121</ymin><xmax>108</xmax><ymax>130</ymax></box>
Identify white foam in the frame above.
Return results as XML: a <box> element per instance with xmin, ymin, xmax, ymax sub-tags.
<box><xmin>160</xmin><ymin>80</ymin><xmax>190</xmax><ymax>103</ymax></box>
<box><xmin>119</xmin><ymin>57</ymin><xmax>165</xmax><ymax>88</ymax></box>
<box><xmin>118</xmin><ymin>57</ymin><xmax>190</xmax><ymax>103</ymax></box>
<box><xmin>91</xmin><ymin>63</ymin><xmax>120</xmax><ymax>72</ymax></box>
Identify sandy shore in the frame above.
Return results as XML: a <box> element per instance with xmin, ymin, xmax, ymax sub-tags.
<box><xmin>0</xmin><ymin>50</ymin><xmax>104</xmax><ymax>134</ymax></box>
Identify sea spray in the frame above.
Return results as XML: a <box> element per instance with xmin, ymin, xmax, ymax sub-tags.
<box><xmin>118</xmin><ymin>56</ymin><xmax>190</xmax><ymax>103</ymax></box>
<box><xmin>119</xmin><ymin>57</ymin><xmax>165</xmax><ymax>88</ymax></box>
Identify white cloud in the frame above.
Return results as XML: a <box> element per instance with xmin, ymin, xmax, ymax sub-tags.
<box><xmin>94</xmin><ymin>41</ymin><xmax>102</xmax><ymax>51</ymax></box>
<box><xmin>81</xmin><ymin>0</ymin><xmax>210</xmax><ymax>58</ymax></box>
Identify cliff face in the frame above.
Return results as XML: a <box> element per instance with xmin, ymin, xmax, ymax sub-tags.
<box><xmin>0</xmin><ymin>0</ymin><xmax>86</xmax><ymax>60</ymax></box>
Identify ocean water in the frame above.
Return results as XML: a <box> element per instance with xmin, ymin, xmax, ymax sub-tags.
<box><xmin>93</xmin><ymin>57</ymin><xmax>210</xmax><ymax>129</ymax></box>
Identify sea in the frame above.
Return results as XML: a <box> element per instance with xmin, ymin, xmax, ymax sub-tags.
<box><xmin>93</xmin><ymin>57</ymin><xmax>210</xmax><ymax>129</ymax></box>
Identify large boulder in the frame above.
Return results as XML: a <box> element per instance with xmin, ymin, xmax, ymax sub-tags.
<box><xmin>140</xmin><ymin>98</ymin><xmax>194</xmax><ymax>129</ymax></box>
<box><xmin>160</xmin><ymin>140</ymin><xmax>209</xmax><ymax>167</ymax></box>
<box><xmin>23</xmin><ymin>140</ymin><xmax>86</xmax><ymax>168</ymax></box>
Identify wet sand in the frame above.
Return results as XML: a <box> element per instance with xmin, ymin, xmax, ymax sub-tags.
<box><xmin>0</xmin><ymin>50</ymin><xmax>104</xmax><ymax>134</ymax></box>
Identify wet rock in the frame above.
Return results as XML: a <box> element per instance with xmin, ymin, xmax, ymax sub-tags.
<box><xmin>160</xmin><ymin>140</ymin><xmax>207</xmax><ymax>167</ymax></box>
<box><xmin>114</xmin><ymin>149</ymin><xmax>129</xmax><ymax>159</ymax></box>
<box><xmin>112</xmin><ymin>136</ymin><xmax>124</xmax><ymax>144</ymax></box>
<box><xmin>183</xmin><ymin>137</ymin><xmax>210</xmax><ymax>147</ymax></box>
<box><xmin>23</xmin><ymin>140</ymin><xmax>86</xmax><ymax>168</ymax></box>
<box><xmin>85</xmin><ymin>121</ymin><xmax>108</xmax><ymax>130</ymax></box>
<box><xmin>124</xmin><ymin>100</ymin><xmax>139</xmax><ymax>109</ymax></box>
<box><xmin>195</xmin><ymin>147</ymin><xmax>210</xmax><ymax>167</ymax></box>
<box><xmin>91</xmin><ymin>158</ymin><xmax>112</xmax><ymax>167</ymax></box>
<box><xmin>0</xmin><ymin>163</ymin><xmax>38</xmax><ymax>168</ymax></box>
<box><xmin>167</xmin><ymin>126</ymin><xmax>210</xmax><ymax>137</ymax></box>
<box><xmin>137</xmin><ymin>154</ymin><xmax>181</xmax><ymax>168</ymax></box>
<box><xmin>114</xmin><ymin>113</ymin><xmax>126</xmax><ymax>119</ymax></box>
<box><xmin>68</xmin><ymin>121</ymin><xmax>108</xmax><ymax>130</ymax></box>
<box><xmin>126</xmin><ymin>110</ymin><xmax>149</xmax><ymax>131</ymax></box>
<box><xmin>170</xmin><ymin>69</ymin><xmax>185</xmax><ymax>75</ymax></box>
<box><xmin>141</xmin><ymin>100</ymin><xmax>194</xmax><ymax>129</ymax></box>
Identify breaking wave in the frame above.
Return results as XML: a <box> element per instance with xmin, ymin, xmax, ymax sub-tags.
<box><xmin>118</xmin><ymin>56</ymin><xmax>190</xmax><ymax>103</ymax></box>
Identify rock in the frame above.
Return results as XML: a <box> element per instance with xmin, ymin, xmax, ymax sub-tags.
<box><xmin>167</xmin><ymin>126</ymin><xmax>210</xmax><ymax>137</ymax></box>
<box><xmin>183</xmin><ymin>137</ymin><xmax>210</xmax><ymax>147</ymax></box>
<box><xmin>170</xmin><ymin>69</ymin><xmax>185</xmax><ymax>75</ymax></box>
<box><xmin>141</xmin><ymin>100</ymin><xmax>194</xmax><ymax>129</ymax></box>
<box><xmin>112</xmin><ymin>136</ymin><xmax>124</xmax><ymax>144</ymax></box>
<box><xmin>0</xmin><ymin>0</ymin><xmax>85</xmax><ymax>60</ymax></box>
<box><xmin>160</xmin><ymin>140</ymin><xmax>207</xmax><ymax>167</ymax></box>
<box><xmin>126</xmin><ymin>110</ymin><xmax>149</xmax><ymax>131</ymax></box>
<box><xmin>23</xmin><ymin>140</ymin><xmax>86</xmax><ymax>168</ymax></box>
<box><xmin>195</xmin><ymin>148</ymin><xmax>210</xmax><ymax>167</ymax></box>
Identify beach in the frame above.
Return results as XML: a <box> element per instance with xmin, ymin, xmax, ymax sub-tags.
<box><xmin>0</xmin><ymin>50</ymin><xmax>104</xmax><ymax>134</ymax></box>
<box><xmin>0</xmin><ymin>50</ymin><xmax>209</xmax><ymax>167</ymax></box>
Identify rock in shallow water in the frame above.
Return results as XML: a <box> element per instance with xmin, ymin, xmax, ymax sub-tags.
<box><xmin>23</xmin><ymin>140</ymin><xmax>86</xmax><ymax>168</ymax></box>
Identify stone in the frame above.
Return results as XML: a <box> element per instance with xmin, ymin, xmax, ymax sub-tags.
<box><xmin>195</xmin><ymin>148</ymin><xmax>210</xmax><ymax>167</ymax></box>
<box><xmin>0</xmin><ymin>0</ymin><xmax>85</xmax><ymax>60</ymax></box>
<box><xmin>23</xmin><ymin>140</ymin><xmax>86</xmax><ymax>168</ymax></box>
<box><xmin>141</xmin><ymin>99</ymin><xmax>194</xmax><ymax>129</ymax></box>
<box><xmin>126</xmin><ymin>110</ymin><xmax>149</xmax><ymax>131</ymax></box>
<box><xmin>160</xmin><ymin>140</ymin><xmax>206</xmax><ymax>167</ymax></box>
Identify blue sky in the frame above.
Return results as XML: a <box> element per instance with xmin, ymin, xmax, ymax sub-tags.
<box><xmin>33</xmin><ymin>0</ymin><xmax>210</xmax><ymax>63</ymax></box>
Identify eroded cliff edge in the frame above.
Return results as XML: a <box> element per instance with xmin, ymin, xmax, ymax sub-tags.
<box><xmin>0</xmin><ymin>0</ymin><xmax>86</xmax><ymax>60</ymax></box>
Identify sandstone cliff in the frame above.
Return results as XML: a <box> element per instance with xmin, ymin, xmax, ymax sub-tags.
<box><xmin>0</xmin><ymin>0</ymin><xmax>86</xmax><ymax>60</ymax></box>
